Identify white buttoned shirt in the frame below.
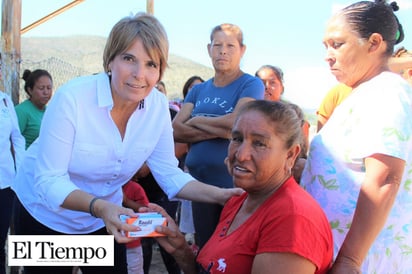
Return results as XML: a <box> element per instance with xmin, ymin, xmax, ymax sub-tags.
<box><xmin>13</xmin><ymin>73</ymin><xmax>192</xmax><ymax>233</ymax></box>
<box><xmin>0</xmin><ymin>92</ymin><xmax>25</xmax><ymax>189</ymax></box>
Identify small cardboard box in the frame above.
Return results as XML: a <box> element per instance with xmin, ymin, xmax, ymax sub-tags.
<box><xmin>121</xmin><ymin>213</ymin><xmax>167</xmax><ymax>238</ymax></box>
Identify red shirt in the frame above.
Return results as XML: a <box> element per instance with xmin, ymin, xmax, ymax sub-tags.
<box><xmin>196</xmin><ymin>177</ymin><xmax>333</xmax><ymax>274</ymax></box>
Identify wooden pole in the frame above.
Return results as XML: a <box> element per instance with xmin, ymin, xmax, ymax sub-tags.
<box><xmin>21</xmin><ymin>0</ymin><xmax>85</xmax><ymax>35</ymax></box>
<box><xmin>147</xmin><ymin>0</ymin><xmax>154</xmax><ymax>15</ymax></box>
<box><xmin>1</xmin><ymin>0</ymin><xmax>21</xmax><ymax>105</ymax></box>
<box><xmin>1</xmin><ymin>5</ymin><xmax>21</xmax><ymax>274</ymax></box>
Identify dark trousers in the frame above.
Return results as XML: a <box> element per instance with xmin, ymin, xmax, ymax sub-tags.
<box><xmin>12</xmin><ymin>198</ymin><xmax>127</xmax><ymax>274</ymax></box>
<box><xmin>192</xmin><ymin>202</ymin><xmax>223</xmax><ymax>250</ymax></box>
<box><xmin>0</xmin><ymin>187</ymin><xmax>15</xmax><ymax>274</ymax></box>
<box><xmin>142</xmin><ymin>197</ymin><xmax>180</xmax><ymax>274</ymax></box>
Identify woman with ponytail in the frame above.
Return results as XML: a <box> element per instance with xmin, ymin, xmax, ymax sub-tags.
<box><xmin>300</xmin><ymin>1</ymin><xmax>412</xmax><ymax>273</ymax></box>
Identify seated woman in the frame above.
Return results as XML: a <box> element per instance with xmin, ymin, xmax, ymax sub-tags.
<box><xmin>147</xmin><ymin>100</ymin><xmax>333</xmax><ymax>274</ymax></box>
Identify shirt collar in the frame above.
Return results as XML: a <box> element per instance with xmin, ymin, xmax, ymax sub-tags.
<box><xmin>96</xmin><ymin>72</ymin><xmax>113</xmax><ymax>108</ymax></box>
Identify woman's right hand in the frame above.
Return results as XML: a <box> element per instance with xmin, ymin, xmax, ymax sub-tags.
<box><xmin>143</xmin><ymin>203</ymin><xmax>197</xmax><ymax>274</ymax></box>
<box><xmin>142</xmin><ymin>203</ymin><xmax>188</xmax><ymax>253</ymax></box>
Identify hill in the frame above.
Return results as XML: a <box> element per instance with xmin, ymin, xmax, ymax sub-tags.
<box><xmin>20</xmin><ymin>36</ymin><xmax>214</xmax><ymax>100</ymax></box>
<box><xmin>20</xmin><ymin>36</ymin><xmax>318</xmax><ymax>127</ymax></box>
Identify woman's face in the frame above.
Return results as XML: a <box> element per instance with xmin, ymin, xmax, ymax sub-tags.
<box><xmin>108</xmin><ymin>38</ymin><xmax>160</xmax><ymax>104</ymax></box>
<box><xmin>208</xmin><ymin>30</ymin><xmax>245</xmax><ymax>73</ymax></box>
<box><xmin>323</xmin><ymin>14</ymin><xmax>373</xmax><ymax>88</ymax></box>
<box><xmin>227</xmin><ymin>110</ymin><xmax>296</xmax><ymax>193</ymax></box>
<box><xmin>29</xmin><ymin>75</ymin><xmax>53</xmax><ymax>110</ymax></box>
<box><xmin>256</xmin><ymin>68</ymin><xmax>283</xmax><ymax>101</ymax></box>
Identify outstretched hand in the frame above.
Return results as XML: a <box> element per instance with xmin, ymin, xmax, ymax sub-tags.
<box><xmin>141</xmin><ymin>203</ymin><xmax>197</xmax><ymax>274</ymax></box>
<box><xmin>142</xmin><ymin>203</ymin><xmax>188</xmax><ymax>254</ymax></box>
<box><xmin>219</xmin><ymin>187</ymin><xmax>244</xmax><ymax>205</ymax></box>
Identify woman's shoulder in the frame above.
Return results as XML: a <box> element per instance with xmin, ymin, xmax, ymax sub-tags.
<box><xmin>359</xmin><ymin>71</ymin><xmax>412</xmax><ymax>102</ymax></box>
<box><xmin>238</xmin><ymin>73</ymin><xmax>262</xmax><ymax>84</ymax></box>
<box><xmin>236</xmin><ymin>73</ymin><xmax>265</xmax><ymax>96</ymax></box>
<box><xmin>0</xmin><ymin>91</ymin><xmax>10</xmax><ymax>101</ymax></box>
<box><xmin>268</xmin><ymin>178</ymin><xmax>327</xmax><ymax>217</ymax></box>
<box><xmin>15</xmin><ymin>99</ymin><xmax>33</xmax><ymax>113</ymax></box>
<box><xmin>220</xmin><ymin>192</ymin><xmax>247</xmax><ymax>218</ymax></box>
<box><xmin>59</xmin><ymin>73</ymin><xmax>106</xmax><ymax>92</ymax></box>
<box><xmin>55</xmin><ymin>73</ymin><xmax>109</xmax><ymax>100</ymax></box>
<box><xmin>367</xmin><ymin>71</ymin><xmax>408</xmax><ymax>89</ymax></box>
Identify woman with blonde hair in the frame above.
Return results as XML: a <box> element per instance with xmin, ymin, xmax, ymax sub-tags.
<box><xmin>12</xmin><ymin>13</ymin><xmax>241</xmax><ymax>274</ymax></box>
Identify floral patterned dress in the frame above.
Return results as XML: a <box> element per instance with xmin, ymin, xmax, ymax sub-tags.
<box><xmin>301</xmin><ymin>72</ymin><xmax>412</xmax><ymax>273</ymax></box>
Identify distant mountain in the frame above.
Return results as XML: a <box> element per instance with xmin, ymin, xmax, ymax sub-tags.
<box><xmin>20</xmin><ymin>36</ymin><xmax>318</xmax><ymax>126</ymax></box>
<box><xmin>20</xmin><ymin>36</ymin><xmax>214</xmax><ymax>100</ymax></box>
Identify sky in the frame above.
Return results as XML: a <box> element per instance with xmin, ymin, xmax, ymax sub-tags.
<box><xmin>5</xmin><ymin>0</ymin><xmax>412</xmax><ymax>108</ymax></box>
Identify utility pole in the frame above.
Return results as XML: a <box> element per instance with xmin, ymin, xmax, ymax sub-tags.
<box><xmin>147</xmin><ymin>0</ymin><xmax>154</xmax><ymax>14</ymax></box>
<box><xmin>1</xmin><ymin>0</ymin><xmax>21</xmax><ymax>105</ymax></box>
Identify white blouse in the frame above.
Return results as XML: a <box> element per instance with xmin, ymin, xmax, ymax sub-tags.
<box><xmin>13</xmin><ymin>73</ymin><xmax>192</xmax><ymax>233</ymax></box>
<box><xmin>0</xmin><ymin>92</ymin><xmax>25</xmax><ymax>189</ymax></box>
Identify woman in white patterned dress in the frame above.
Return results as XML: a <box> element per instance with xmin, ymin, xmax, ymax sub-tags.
<box><xmin>300</xmin><ymin>1</ymin><xmax>412</xmax><ymax>273</ymax></box>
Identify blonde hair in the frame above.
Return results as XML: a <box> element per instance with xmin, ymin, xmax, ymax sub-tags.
<box><xmin>209</xmin><ymin>23</ymin><xmax>244</xmax><ymax>46</ymax></box>
<box><xmin>103</xmin><ymin>12</ymin><xmax>169</xmax><ymax>81</ymax></box>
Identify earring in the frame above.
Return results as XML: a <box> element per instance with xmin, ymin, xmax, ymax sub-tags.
<box><xmin>107</xmin><ymin>71</ymin><xmax>112</xmax><ymax>76</ymax></box>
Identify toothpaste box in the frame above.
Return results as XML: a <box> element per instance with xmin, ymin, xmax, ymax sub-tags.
<box><xmin>120</xmin><ymin>213</ymin><xmax>167</xmax><ymax>238</ymax></box>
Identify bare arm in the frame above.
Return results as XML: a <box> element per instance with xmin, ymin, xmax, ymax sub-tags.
<box><xmin>185</xmin><ymin>97</ymin><xmax>256</xmax><ymax>139</ymax></box>
<box><xmin>330</xmin><ymin>153</ymin><xmax>404</xmax><ymax>273</ymax></box>
<box><xmin>172</xmin><ymin>103</ymin><xmax>218</xmax><ymax>143</ymax></box>
<box><xmin>147</xmin><ymin>203</ymin><xmax>197</xmax><ymax>274</ymax></box>
<box><xmin>173</xmin><ymin>97</ymin><xmax>256</xmax><ymax>142</ymax></box>
<box><xmin>388</xmin><ymin>56</ymin><xmax>412</xmax><ymax>73</ymax></box>
<box><xmin>252</xmin><ymin>253</ymin><xmax>316</xmax><ymax>274</ymax></box>
<box><xmin>316</xmin><ymin>115</ymin><xmax>327</xmax><ymax>132</ymax></box>
<box><xmin>174</xmin><ymin>142</ymin><xmax>188</xmax><ymax>159</ymax></box>
<box><xmin>62</xmin><ymin>189</ymin><xmax>138</xmax><ymax>243</ymax></box>
<box><xmin>176</xmin><ymin>180</ymin><xmax>243</xmax><ymax>206</ymax></box>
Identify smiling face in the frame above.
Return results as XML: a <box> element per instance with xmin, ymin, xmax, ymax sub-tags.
<box><xmin>227</xmin><ymin>109</ymin><xmax>298</xmax><ymax>194</ymax></box>
<box><xmin>29</xmin><ymin>75</ymin><xmax>53</xmax><ymax>109</ymax></box>
<box><xmin>108</xmin><ymin>38</ymin><xmax>160</xmax><ymax>105</ymax></box>
<box><xmin>323</xmin><ymin>14</ymin><xmax>375</xmax><ymax>88</ymax></box>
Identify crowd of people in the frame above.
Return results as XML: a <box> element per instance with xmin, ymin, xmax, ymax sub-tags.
<box><xmin>1</xmin><ymin>0</ymin><xmax>412</xmax><ymax>273</ymax></box>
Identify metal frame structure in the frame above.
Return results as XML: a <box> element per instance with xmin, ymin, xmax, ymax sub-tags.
<box><xmin>1</xmin><ymin>0</ymin><xmax>154</xmax><ymax>104</ymax></box>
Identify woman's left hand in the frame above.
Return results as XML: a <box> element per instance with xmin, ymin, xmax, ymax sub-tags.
<box><xmin>219</xmin><ymin>187</ymin><xmax>244</xmax><ymax>205</ymax></box>
<box><xmin>143</xmin><ymin>203</ymin><xmax>197</xmax><ymax>274</ymax></box>
<box><xmin>142</xmin><ymin>203</ymin><xmax>188</xmax><ymax>254</ymax></box>
<box><xmin>93</xmin><ymin>199</ymin><xmax>139</xmax><ymax>243</ymax></box>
